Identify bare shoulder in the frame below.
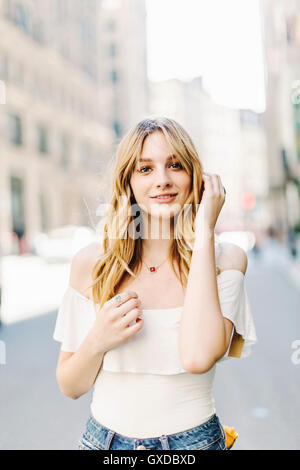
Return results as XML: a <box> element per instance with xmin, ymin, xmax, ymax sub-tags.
<box><xmin>216</xmin><ymin>242</ymin><xmax>248</xmax><ymax>275</ymax></box>
<box><xmin>69</xmin><ymin>242</ymin><xmax>104</xmax><ymax>298</ymax></box>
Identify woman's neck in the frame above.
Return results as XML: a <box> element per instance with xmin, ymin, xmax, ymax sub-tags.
<box><xmin>141</xmin><ymin>215</ymin><xmax>174</xmax><ymax>262</ymax></box>
<box><xmin>142</xmin><ymin>239</ymin><xmax>172</xmax><ymax>263</ymax></box>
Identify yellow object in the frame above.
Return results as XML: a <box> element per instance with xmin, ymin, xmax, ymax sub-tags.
<box><xmin>223</xmin><ymin>425</ymin><xmax>239</xmax><ymax>450</ymax></box>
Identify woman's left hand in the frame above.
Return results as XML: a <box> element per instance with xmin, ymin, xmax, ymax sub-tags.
<box><xmin>195</xmin><ymin>172</ymin><xmax>226</xmax><ymax>233</ymax></box>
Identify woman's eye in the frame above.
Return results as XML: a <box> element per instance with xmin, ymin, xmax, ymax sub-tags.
<box><xmin>138</xmin><ymin>166</ymin><xmax>151</xmax><ymax>173</ymax></box>
<box><xmin>171</xmin><ymin>162</ymin><xmax>183</xmax><ymax>169</ymax></box>
<box><xmin>137</xmin><ymin>162</ymin><xmax>183</xmax><ymax>173</ymax></box>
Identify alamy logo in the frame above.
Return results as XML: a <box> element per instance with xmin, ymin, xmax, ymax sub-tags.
<box><xmin>291</xmin><ymin>340</ymin><xmax>300</xmax><ymax>365</ymax></box>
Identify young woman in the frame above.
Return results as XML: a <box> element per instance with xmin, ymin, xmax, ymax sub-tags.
<box><xmin>53</xmin><ymin>117</ymin><xmax>257</xmax><ymax>450</ymax></box>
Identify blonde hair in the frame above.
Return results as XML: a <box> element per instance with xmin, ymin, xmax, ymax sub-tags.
<box><xmin>89</xmin><ymin>116</ymin><xmax>206</xmax><ymax>310</ymax></box>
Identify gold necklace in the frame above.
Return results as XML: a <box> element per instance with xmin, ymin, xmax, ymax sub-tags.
<box><xmin>142</xmin><ymin>257</ymin><xmax>169</xmax><ymax>273</ymax></box>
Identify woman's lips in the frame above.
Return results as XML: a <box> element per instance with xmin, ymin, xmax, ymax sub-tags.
<box><xmin>151</xmin><ymin>194</ymin><xmax>177</xmax><ymax>203</ymax></box>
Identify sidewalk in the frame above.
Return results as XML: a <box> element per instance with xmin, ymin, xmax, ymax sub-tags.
<box><xmin>251</xmin><ymin>237</ymin><xmax>300</xmax><ymax>293</ymax></box>
<box><xmin>287</xmin><ymin>257</ymin><xmax>300</xmax><ymax>292</ymax></box>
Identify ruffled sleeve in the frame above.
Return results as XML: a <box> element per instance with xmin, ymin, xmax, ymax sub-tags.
<box><xmin>53</xmin><ymin>286</ymin><xmax>96</xmax><ymax>352</ymax></box>
<box><xmin>216</xmin><ymin>269</ymin><xmax>258</xmax><ymax>362</ymax></box>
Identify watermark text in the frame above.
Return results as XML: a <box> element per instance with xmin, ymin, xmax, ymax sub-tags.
<box><xmin>291</xmin><ymin>340</ymin><xmax>300</xmax><ymax>365</ymax></box>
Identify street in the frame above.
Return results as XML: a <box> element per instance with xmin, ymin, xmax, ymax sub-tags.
<box><xmin>0</xmin><ymin>249</ymin><xmax>300</xmax><ymax>450</ymax></box>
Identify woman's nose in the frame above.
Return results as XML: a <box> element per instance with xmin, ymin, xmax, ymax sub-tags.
<box><xmin>155</xmin><ymin>168</ymin><xmax>172</xmax><ymax>186</ymax></box>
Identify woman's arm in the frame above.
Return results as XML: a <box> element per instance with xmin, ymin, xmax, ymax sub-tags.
<box><xmin>56</xmin><ymin>334</ymin><xmax>106</xmax><ymax>400</ymax></box>
<box><xmin>179</xmin><ymin>236</ymin><xmax>248</xmax><ymax>374</ymax></box>
<box><xmin>179</xmin><ymin>172</ymin><xmax>246</xmax><ymax>373</ymax></box>
<box><xmin>56</xmin><ymin>243</ymin><xmax>106</xmax><ymax>400</ymax></box>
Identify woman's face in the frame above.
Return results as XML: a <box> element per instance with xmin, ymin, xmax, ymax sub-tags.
<box><xmin>130</xmin><ymin>131</ymin><xmax>191</xmax><ymax>221</ymax></box>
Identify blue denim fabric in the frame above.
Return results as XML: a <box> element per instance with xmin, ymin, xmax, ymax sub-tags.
<box><xmin>77</xmin><ymin>413</ymin><xmax>227</xmax><ymax>450</ymax></box>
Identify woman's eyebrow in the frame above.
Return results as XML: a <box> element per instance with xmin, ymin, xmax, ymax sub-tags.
<box><xmin>138</xmin><ymin>154</ymin><xmax>176</xmax><ymax>163</ymax></box>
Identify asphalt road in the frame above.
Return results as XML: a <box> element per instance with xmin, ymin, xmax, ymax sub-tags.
<box><xmin>0</xmin><ymin>253</ymin><xmax>300</xmax><ymax>450</ymax></box>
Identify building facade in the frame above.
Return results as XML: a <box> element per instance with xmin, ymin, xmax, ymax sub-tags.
<box><xmin>262</xmin><ymin>0</ymin><xmax>300</xmax><ymax>252</ymax></box>
<box><xmin>0</xmin><ymin>0</ymin><xmax>149</xmax><ymax>255</ymax></box>
<box><xmin>149</xmin><ymin>77</ymin><xmax>268</xmax><ymax>235</ymax></box>
<box><xmin>98</xmin><ymin>0</ymin><xmax>149</xmax><ymax>140</ymax></box>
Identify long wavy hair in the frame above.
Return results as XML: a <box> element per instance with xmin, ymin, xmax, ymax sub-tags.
<box><xmin>89</xmin><ymin>116</ymin><xmax>212</xmax><ymax>310</ymax></box>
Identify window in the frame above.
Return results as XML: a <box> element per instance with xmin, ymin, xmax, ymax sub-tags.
<box><xmin>108</xmin><ymin>43</ymin><xmax>116</xmax><ymax>58</ymax></box>
<box><xmin>6</xmin><ymin>112</ymin><xmax>22</xmax><ymax>146</ymax></box>
<box><xmin>4</xmin><ymin>0</ymin><xmax>13</xmax><ymax>20</ymax></box>
<box><xmin>113</xmin><ymin>120</ymin><xmax>121</xmax><ymax>137</ymax></box>
<box><xmin>80</xmin><ymin>19</ymin><xmax>94</xmax><ymax>44</ymax></box>
<box><xmin>15</xmin><ymin>4</ymin><xmax>29</xmax><ymax>33</ymax></box>
<box><xmin>59</xmin><ymin>134</ymin><xmax>70</xmax><ymax>170</ymax></box>
<box><xmin>36</xmin><ymin>124</ymin><xmax>49</xmax><ymax>155</ymax></box>
<box><xmin>39</xmin><ymin>193</ymin><xmax>49</xmax><ymax>231</ymax></box>
<box><xmin>111</xmin><ymin>69</ymin><xmax>118</xmax><ymax>84</ymax></box>
<box><xmin>10</xmin><ymin>175</ymin><xmax>26</xmax><ymax>237</ymax></box>
<box><xmin>286</xmin><ymin>15</ymin><xmax>300</xmax><ymax>44</ymax></box>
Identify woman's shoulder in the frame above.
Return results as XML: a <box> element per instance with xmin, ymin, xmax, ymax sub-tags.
<box><xmin>74</xmin><ymin>241</ymin><xmax>104</xmax><ymax>259</ymax></box>
<box><xmin>216</xmin><ymin>242</ymin><xmax>248</xmax><ymax>275</ymax></box>
<box><xmin>69</xmin><ymin>242</ymin><xmax>104</xmax><ymax>299</ymax></box>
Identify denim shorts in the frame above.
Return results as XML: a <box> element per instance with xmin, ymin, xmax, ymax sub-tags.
<box><xmin>77</xmin><ymin>413</ymin><xmax>227</xmax><ymax>450</ymax></box>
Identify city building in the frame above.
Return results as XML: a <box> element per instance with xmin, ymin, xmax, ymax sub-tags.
<box><xmin>98</xmin><ymin>0</ymin><xmax>149</xmax><ymax>140</ymax></box>
<box><xmin>261</xmin><ymin>0</ymin><xmax>300</xmax><ymax>253</ymax></box>
<box><xmin>0</xmin><ymin>0</ymin><xmax>149</xmax><ymax>255</ymax></box>
<box><xmin>149</xmin><ymin>77</ymin><xmax>268</xmax><ymax>235</ymax></box>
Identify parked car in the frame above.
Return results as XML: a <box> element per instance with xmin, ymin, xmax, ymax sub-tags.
<box><xmin>32</xmin><ymin>225</ymin><xmax>98</xmax><ymax>262</ymax></box>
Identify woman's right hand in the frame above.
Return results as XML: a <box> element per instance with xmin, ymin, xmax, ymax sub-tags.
<box><xmin>91</xmin><ymin>291</ymin><xmax>143</xmax><ymax>354</ymax></box>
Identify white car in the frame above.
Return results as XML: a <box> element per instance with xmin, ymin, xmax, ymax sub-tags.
<box><xmin>32</xmin><ymin>225</ymin><xmax>99</xmax><ymax>262</ymax></box>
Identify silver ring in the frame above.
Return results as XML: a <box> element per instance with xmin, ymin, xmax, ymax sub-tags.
<box><xmin>114</xmin><ymin>294</ymin><xmax>122</xmax><ymax>306</ymax></box>
<box><xmin>223</xmin><ymin>186</ymin><xmax>226</xmax><ymax>195</ymax></box>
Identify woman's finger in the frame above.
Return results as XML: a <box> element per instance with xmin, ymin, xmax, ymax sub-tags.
<box><xmin>208</xmin><ymin>173</ymin><xmax>220</xmax><ymax>195</ymax></box>
<box><xmin>120</xmin><ymin>307</ymin><xmax>143</xmax><ymax>328</ymax></box>
<box><xmin>108</xmin><ymin>291</ymin><xmax>138</xmax><ymax>309</ymax></box>
<box><xmin>202</xmin><ymin>172</ymin><xmax>214</xmax><ymax>194</ymax></box>
<box><xmin>203</xmin><ymin>172</ymin><xmax>225</xmax><ymax>197</ymax></box>
<box><xmin>216</xmin><ymin>174</ymin><xmax>225</xmax><ymax>195</ymax></box>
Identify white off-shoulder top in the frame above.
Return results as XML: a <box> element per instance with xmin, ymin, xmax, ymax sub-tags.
<box><xmin>53</xmin><ymin>269</ymin><xmax>257</xmax><ymax>438</ymax></box>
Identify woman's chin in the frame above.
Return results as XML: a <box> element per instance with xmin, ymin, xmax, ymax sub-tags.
<box><xmin>149</xmin><ymin>200</ymin><xmax>181</xmax><ymax>214</ymax></box>
<box><xmin>148</xmin><ymin>205</ymin><xmax>179</xmax><ymax>220</ymax></box>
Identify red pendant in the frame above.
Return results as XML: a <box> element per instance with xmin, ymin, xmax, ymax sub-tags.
<box><xmin>149</xmin><ymin>267</ymin><xmax>156</xmax><ymax>272</ymax></box>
